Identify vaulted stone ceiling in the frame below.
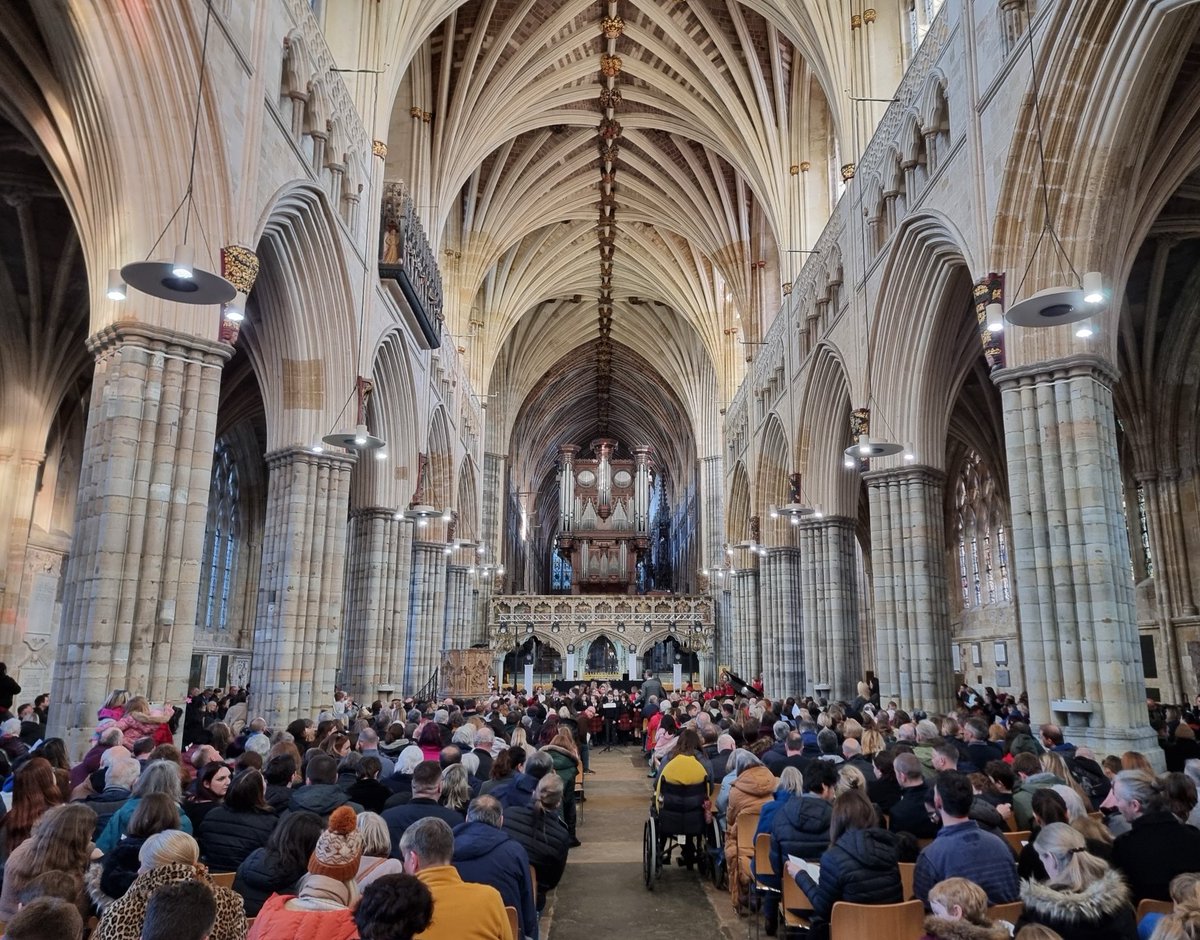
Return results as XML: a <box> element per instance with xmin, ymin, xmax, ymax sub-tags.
<box><xmin>383</xmin><ymin>0</ymin><xmax>884</xmax><ymax>501</ymax></box>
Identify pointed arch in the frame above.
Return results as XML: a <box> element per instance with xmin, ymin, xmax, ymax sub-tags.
<box><xmin>455</xmin><ymin>457</ymin><xmax>480</xmax><ymax>541</ymax></box>
<box><xmin>798</xmin><ymin>343</ymin><xmax>855</xmax><ymax>518</ymax></box>
<box><xmin>727</xmin><ymin>460</ymin><xmax>753</xmax><ymax>545</ymax></box>
<box><xmin>756</xmin><ymin>413</ymin><xmax>791</xmax><ymax>543</ymax></box>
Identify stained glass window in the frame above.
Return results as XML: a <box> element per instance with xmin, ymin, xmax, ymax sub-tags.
<box><xmin>955</xmin><ymin>450</ymin><xmax>1011</xmax><ymax>609</ymax></box>
<box><xmin>199</xmin><ymin>441</ymin><xmax>240</xmax><ymax>632</ymax></box>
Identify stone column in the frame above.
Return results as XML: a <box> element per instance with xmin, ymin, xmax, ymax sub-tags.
<box><xmin>341</xmin><ymin>508</ymin><xmax>413</xmax><ymax>699</ymax></box>
<box><xmin>866</xmin><ymin>465</ymin><xmax>954</xmax><ymax>713</ymax></box>
<box><xmin>249</xmin><ymin>447</ymin><xmax>354</xmax><ymax>727</ymax></box>
<box><xmin>994</xmin><ymin>356</ymin><xmax>1158</xmax><ymax>756</ymax></box>
<box><xmin>481</xmin><ymin>453</ymin><xmax>505</xmax><ymax>557</ymax></box>
<box><xmin>700</xmin><ymin>455</ymin><xmax>724</xmax><ymax>568</ymax></box>
<box><xmin>759</xmin><ymin>548</ymin><xmax>802</xmax><ymax>699</ymax></box>
<box><xmin>798</xmin><ymin>516</ymin><xmax>862</xmax><ymax>701</ymax></box>
<box><xmin>51</xmin><ymin>323</ymin><xmax>231</xmax><ymax>752</ymax></box>
<box><xmin>716</xmin><ymin>584</ymin><xmax>733</xmax><ymax>673</ymax></box>
<box><xmin>443</xmin><ymin>564</ymin><xmax>471</xmax><ymax>650</ymax></box>
<box><xmin>730</xmin><ymin>568</ymin><xmax>761</xmax><ymax>679</ymax></box>
<box><xmin>0</xmin><ymin>450</ymin><xmax>45</xmax><ymax>659</ymax></box>
<box><xmin>406</xmin><ymin>541</ymin><xmax>448</xmax><ymax>693</ymax></box>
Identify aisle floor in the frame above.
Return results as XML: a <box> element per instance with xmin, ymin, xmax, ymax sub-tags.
<box><xmin>541</xmin><ymin>746</ymin><xmax>741</xmax><ymax>939</ymax></box>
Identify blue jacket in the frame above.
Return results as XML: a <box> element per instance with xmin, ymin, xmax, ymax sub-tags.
<box><xmin>492</xmin><ymin>771</ymin><xmax>538</xmax><ymax>811</ymax></box>
<box><xmin>913</xmin><ymin>819</ymin><xmax>1019</xmax><ymax>907</ymax></box>
<box><xmin>97</xmin><ymin>797</ymin><xmax>193</xmax><ymax>854</ymax></box>
<box><xmin>452</xmin><ymin>820</ymin><xmax>538</xmax><ymax>940</ymax></box>
<box><xmin>769</xmin><ymin>793</ymin><xmax>832</xmax><ymax>887</ymax></box>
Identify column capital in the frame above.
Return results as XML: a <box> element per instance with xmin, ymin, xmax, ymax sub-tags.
<box><xmin>265</xmin><ymin>447</ymin><xmax>357</xmax><ymax>471</ymax></box>
<box><xmin>862</xmin><ymin>464</ymin><xmax>945</xmax><ymax>487</ymax></box>
<box><xmin>797</xmin><ymin>514</ymin><xmax>855</xmax><ymax>532</ymax></box>
<box><xmin>991</xmin><ymin>353</ymin><xmax>1119</xmax><ymax>390</ymax></box>
<box><xmin>349</xmin><ymin>506</ymin><xmax>401</xmax><ymax>522</ymax></box>
<box><xmin>86</xmin><ymin>320</ymin><xmax>232</xmax><ymax>368</ymax></box>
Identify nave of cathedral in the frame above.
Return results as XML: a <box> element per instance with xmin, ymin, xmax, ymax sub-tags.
<box><xmin>0</xmin><ymin>0</ymin><xmax>1198</xmax><ymax>759</ymax></box>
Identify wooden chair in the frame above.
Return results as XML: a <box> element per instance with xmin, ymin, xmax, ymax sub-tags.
<box><xmin>529</xmin><ymin>864</ymin><xmax>538</xmax><ymax>904</ymax></box>
<box><xmin>1002</xmin><ymin>830</ymin><xmax>1031</xmax><ymax>855</ymax></box>
<box><xmin>987</xmin><ymin>900</ymin><xmax>1024</xmax><ymax>923</ymax></box>
<box><xmin>898</xmin><ymin>861</ymin><xmax>915</xmax><ymax>900</ymax></box>
<box><xmin>1137</xmin><ymin>898</ymin><xmax>1174</xmax><ymax>919</ymax></box>
<box><xmin>780</xmin><ymin>869</ymin><xmax>815</xmax><ymax>932</ymax></box>
<box><xmin>505</xmin><ymin>905</ymin><xmax>519</xmax><ymax>940</ymax></box>
<box><xmin>915</xmin><ymin>836</ymin><xmax>935</xmax><ymax>850</ymax></box>
<box><xmin>829</xmin><ymin>899</ymin><xmax>925</xmax><ymax>940</ymax></box>
<box><xmin>210</xmin><ymin>871</ymin><xmax>236</xmax><ymax>889</ymax></box>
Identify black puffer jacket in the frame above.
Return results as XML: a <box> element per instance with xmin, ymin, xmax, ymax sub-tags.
<box><xmin>793</xmin><ymin>827</ymin><xmax>903</xmax><ymax>920</ymax></box>
<box><xmin>264</xmin><ymin>783</ymin><xmax>293</xmax><ymax>814</ymax></box>
<box><xmin>769</xmin><ymin>794</ymin><xmax>832</xmax><ymax>880</ymax></box>
<box><xmin>502</xmin><ymin>803</ymin><xmax>571</xmax><ymax>901</ymax></box>
<box><xmin>233</xmin><ymin>847</ymin><xmax>304</xmax><ymax>917</ymax></box>
<box><xmin>198</xmin><ymin>806</ymin><xmax>278</xmax><ymax>872</ymax></box>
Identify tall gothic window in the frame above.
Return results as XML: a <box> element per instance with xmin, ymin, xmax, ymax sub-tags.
<box><xmin>955</xmin><ymin>450</ymin><xmax>1011</xmax><ymax>610</ymax></box>
<box><xmin>551</xmin><ymin>553</ymin><xmax>572</xmax><ymax>593</ymax></box>
<box><xmin>1136</xmin><ymin>482</ymin><xmax>1153</xmax><ymax>578</ymax></box>
<box><xmin>199</xmin><ymin>441</ymin><xmax>240</xmax><ymax>631</ymax></box>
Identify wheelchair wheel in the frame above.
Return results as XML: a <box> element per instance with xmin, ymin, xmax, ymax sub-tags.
<box><xmin>643</xmin><ymin>817</ymin><xmax>656</xmax><ymax>890</ymax></box>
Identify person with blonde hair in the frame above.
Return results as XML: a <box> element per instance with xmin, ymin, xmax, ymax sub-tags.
<box><xmin>836</xmin><ymin>763</ymin><xmax>868</xmax><ymax>797</ymax></box>
<box><xmin>1144</xmin><ymin>872</ymin><xmax>1200</xmax><ymax>939</ymax></box>
<box><xmin>353</xmin><ymin>811</ymin><xmax>404</xmax><ymax>889</ymax></box>
<box><xmin>439</xmin><ymin>763</ymin><xmax>470</xmax><ymax>814</ymax></box>
<box><xmin>920</xmin><ymin>876</ymin><xmax>1010</xmax><ymax>940</ymax></box>
<box><xmin>1016</xmin><ymin>822</ymin><xmax>1137</xmax><ymax>940</ymax></box>
<box><xmin>92</xmin><ymin>831</ymin><xmax>246</xmax><ymax>940</ymax></box>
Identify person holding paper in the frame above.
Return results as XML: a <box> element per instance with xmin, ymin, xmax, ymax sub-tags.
<box><xmin>784</xmin><ymin>789</ymin><xmax>903</xmax><ymax>923</ymax></box>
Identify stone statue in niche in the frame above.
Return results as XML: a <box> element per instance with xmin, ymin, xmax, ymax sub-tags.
<box><xmin>381</xmin><ymin>223</ymin><xmax>400</xmax><ymax>263</ymax></box>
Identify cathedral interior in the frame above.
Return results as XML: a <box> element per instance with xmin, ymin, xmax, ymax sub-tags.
<box><xmin>0</xmin><ymin>0</ymin><xmax>1196</xmax><ymax>758</ymax></box>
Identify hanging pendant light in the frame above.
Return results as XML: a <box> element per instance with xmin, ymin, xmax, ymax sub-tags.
<box><xmin>322</xmin><ymin>376</ymin><xmax>386</xmax><ymax>452</ymax></box>
<box><xmin>844</xmin><ymin>433</ymin><xmax>904</xmax><ymax>461</ymax></box>
<box><xmin>120</xmin><ymin>1</ymin><xmax>235</xmax><ymax>307</ymax></box>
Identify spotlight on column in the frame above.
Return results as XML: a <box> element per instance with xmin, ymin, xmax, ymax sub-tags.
<box><xmin>107</xmin><ymin>269</ymin><xmax>127</xmax><ymax>301</ymax></box>
<box><xmin>985</xmin><ymin>302</ymin><xmax>1004</xmax><ymax>333</ymax></box>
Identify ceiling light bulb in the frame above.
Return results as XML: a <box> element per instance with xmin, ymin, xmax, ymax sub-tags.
<box><xmin>442</xmin><ymin>510</ymin><xmax>453</xmax><ymax>523</ymax></box>
<box><xmin>310</xmin><ymin>443</ymin><xmax>324</xmax><ymax>454</ymax></box>
<box><xmin>985</xmin><ymin>302</ymin><xmax>1003</xmax><ymax>332</ymax></box>
<box><xmin>353</xmin><ymin>424</ymin><xmax>369</xmax><ymax>446</ymax></box>
<box><xmin>1075</xmin><ymin>319</ymin><xmax>1095</xmax><ymax>339</ymax></box>
<box><xmin>418</xmin><ymin>518</ymin><xmax>428</xmax><ymax>528</ymax></box>
<box><xmin>444</xmin><ymin>546</ymin><xmax>452</xmax><ymax>555</ymax></box>
<box><xmin>769</xmin><ymin>509</ymin><xmax>779</xmax><ymax>519</ymax></box>
<box><xmin>1082</xmin><ymin>271</ymin><xmax>1104</xmax><ymax>304</ymax></box>
<box><xmin>903</xmin><ymin>443</ymin><xmax>916</xmax><ymax>463</ymax></box>
<box><xmin>858</xmin><ymin>434</ymin><xmax>872</xmax><ymax>456</ymax></box>
<box><xmin>394</xmin><ymin>511</ymin><xmax>404</xmax><ymax>520</ymax></box>
<box><xmin>106</xmin><ymin>269</ymin><xmax>127</xmax><ymax>301</ymax></box>
<box><xmin>844</xmin><ymin>456</ymin><xmax>856</xmax><ymax>469</ymax></box>
<box><xmin>171</xmin><ymin>244</ymin><xmax>194</xmax><ymax>280</ymax></box>
<box><xmin>813</xmin><ymin>505</ymin><xmax>824</xmax><ymax>519</ymax></box>
<box><xmin>789</xmin><ymin>514</ymin><xmax>800</xmax><ymax>525</ymax></box>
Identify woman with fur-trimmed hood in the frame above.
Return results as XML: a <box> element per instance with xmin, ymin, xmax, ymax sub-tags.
<box><xmin>1015</xmin><ymin>822</ymin><xmax>1138</xmax><ymax>940</ymax></box>
<box><xmin>920</xmin><ymin>877</ymin><xmax>1012</xmax><ymax>940</ymax></box>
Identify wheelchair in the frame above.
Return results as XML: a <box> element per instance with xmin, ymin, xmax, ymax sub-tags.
<box><xmin>642</xmin><ymin>779</ymin><xmax>724</xmax><ymax>890</ymax></box>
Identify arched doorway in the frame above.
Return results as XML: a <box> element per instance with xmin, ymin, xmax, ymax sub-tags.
<box><xmin>584</xmin><ymin>635</ymin><xmax>619</xmax><ymax>675</ymax></box>
<box><xmin>642</xmin><ymin>637</ymin><xmax>699</xmax><ymax>682</ymax></box>
<box><xmin>502</xmin><ymin>637</ymin><xmax>563</xmax><ymax>688</ymax></box>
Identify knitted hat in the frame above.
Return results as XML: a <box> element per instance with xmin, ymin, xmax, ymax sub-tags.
<box><xmin>308</xmin><ymin>807</ymin><xmax>363</xmax><ymax>881</ymax></box>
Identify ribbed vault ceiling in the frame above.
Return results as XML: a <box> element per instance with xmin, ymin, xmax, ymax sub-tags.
<box><xmin>388</xmin><ymin>0</ymin><xmax>850</xmax><ymax>497</ymax></box>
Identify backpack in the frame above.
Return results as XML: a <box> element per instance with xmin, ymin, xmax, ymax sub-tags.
<box><xmin>1067</xmin><ymin>755</ymin><xmax>1110</xmax><ymax>809</ymax></box>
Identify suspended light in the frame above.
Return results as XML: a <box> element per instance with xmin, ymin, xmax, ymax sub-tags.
<box><xmin>310</xmin><ymin>443</ymin><xmax>325</xmax><ymax>454</ymax></box>
<box><xmin>1082</xmin><ymin>271</ymin><xmax>1104</xmax><ymax>305</ymax></box>
<box><xmin>223</xmin><ymin>293</ymin><xmax>245</xmax><ymax>323</ymax></box>
<box><xmin>858</xmin><ymin>434</ymin><xmax>871</xmax><ymax>456</ymax></box>
<box><xmin>843</xmin><ymin>455</ymin><xmax>856</xmax><ymax>469</ymax></box>
<box><xmin>985</xmin><ymin>302</ymin><xmax>1004</xmax><ymax>333</ymax></box>
<box><xmin>322</xmin><ymin>380</ymin><xmax>386</xmax><ymax>452</ymax></box>
<box><xmin>845</xmin><ymin>434</ymin><xmax>904</xmax><ymax>460</ymax></box>
<box><xmin>442</xmin><ymin>510</ymin><xmax>453</xmax><ymax>523</ymax></box>
<box><xmin>903</xmin><ymin>443</ymin><xmax>916</xmax><ymax>463</ymax></box>
<box><xmin>106</xmin><ymin>269</ymin><xmax>127</xmax><ymax>301</ymax></box>
<box><xmin>1075</xmin><ymin>318</ymin><xmax>1095</xmax><ymax>339</ymax></box>
<box><xmin>789</xmin><ymin>514</ymin><xmax>800</xmax><ymax>525</ymax></box>
<box><xmin>813</xmin><ymin>505</ymin><xmax>825</xmax><ymax>519</ymax></box>
<box><xmin>374</xmin><ymin>450</ymin><xmax>387</xmax><ymax>461</ymax></box>
<box><xmin>171</xmin><ymin>244</ymin><xmax>194</xmax><ymax>280</ymax></box>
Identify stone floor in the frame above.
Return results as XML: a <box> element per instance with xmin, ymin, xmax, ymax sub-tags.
<box><xmin>541</xmin><ymin>746</ymin><xmax>741</xmax><ymax>939</ymax></box>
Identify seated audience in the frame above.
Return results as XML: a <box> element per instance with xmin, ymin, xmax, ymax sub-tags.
<box><xmin>353</xmin><ymin>872</ymin><xmax>434</xmax><ymax>940</ymax></box>
<box><xmin>920</xmin><ymin>877</ymin><xmax>1011</xmax><ymax>940</ymax></box>
<box><xmin>97</xmin><ymin>760</ymin><xmax>193</xmax><ymax>854</ymax></box>
<box><xmin>397</xmin><ymin>817</ymin><xmax>509</xmax><ymax>940</ymax></box>
<box><xmin>1016</xmin><ymin>821</ymin><xmax>1137</xmax><ymax>940</ymax></box>
<box><xmin>726</xmin><ymin>749</ymin><xmax>778</xmax><ymax>913</ymax></box>
<box><xmin>0</xmin><ymin>803</ymin><xmax>95</xmax><ymax>922</ymax></box>
<box><xmin>198</xmin><ymin>767</ymin><xmax>278</xmax><ymax>872</ymax></box>
<box><xmin>183</xmin><ymin>760</ymin><xmax>231</xmax><ymax>830</ymax></box>
<box><xmin>347</xmin><ymin>755</ymin><xmax>391</xmax><ymax>813</ymax></box>
<box><xmin>889</xmin><ymin>752</ymin><xmax>940</xmax><ymax>839</ymax></box>
<box><xmin>92</xmin><ymin>831</ymin><xmax>246</xmax><ymax>940</ymax></box>
<box><xmin>87</xmin><ymin>792</ymin><xmax>182</xmax><ymax>910</ymax></box>
<box><xmin>140</xmin><ymin>880</ymin><xmax>217</xmax><ymax>940</ymax></box>
<box><xmin>247</xmin><ymin>806</ymin><xmax>362</xmax><ymax>940</ymax></box>
<box><xmin>1</xmin><ymin>757</ymin><xmax>64</xmax><ymax>862</ymax></box>
<box><xmin>913</xmin><ymin>772</ymin><xmax>1019</xmax><ymax>908</ymax></box>
<box><xmin>288</xmin><ymin>752</ymin><xmax>361</xmax><ymax>818</ymax></box>
<box><xmin>1111</xmin><ymin>769</ymin><xmax>1200</xmax><ymax>902</ymax></box>
<box><xmin>502</xmin><ymin>773</ymin><xmax>571</xmax><ymax>911</ymax></box>
<box><xmin>3</xmin><ymin>897</ymin><xmax>85</xmax><ymax>940</ymax></box>
<box><xmin>354</xmin><ymin>811</ymin><xmax>405</xmax><ymax>888</ymax></box>
<box><xmin>383</xmin><ymin>760</ymin><xmax>465</xmax><ymax>852</ymax></box>
<box><xmin>787</xmin><ymin>788</ymin><xmax>903</xmax><ymax>922</ymax></box>
<box><xmin>452</xmin><ymin>795</ymin><xmax>538</xmax><ymax>940</ymax></box>
<box><xmin>234</xmin><ymin>809</ymin><xmax>324</xmax><ymax>917</ymax></box>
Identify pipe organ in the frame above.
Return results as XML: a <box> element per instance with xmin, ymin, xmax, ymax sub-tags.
<box><xmin>556</xmin><ymin>439</ymin><xmax>652</xmax><ymax>593</ymax></box>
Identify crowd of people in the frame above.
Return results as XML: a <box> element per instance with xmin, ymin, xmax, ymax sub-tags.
<box><xmin>0</xmin><ymin>669</ymin><xmax>1196</xmax><ymax>939</ymax></box>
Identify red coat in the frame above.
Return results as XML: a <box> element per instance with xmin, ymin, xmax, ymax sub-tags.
<box><xmin>246</xmin><ymin>894</ymin><xmax>358</xmax><ymax>940</ymax></box>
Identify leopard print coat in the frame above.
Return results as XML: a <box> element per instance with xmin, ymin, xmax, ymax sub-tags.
<box><xmin>91</xmin><ymin>862</ymin><xmax>247</xmax><ymax>940</ymax></box>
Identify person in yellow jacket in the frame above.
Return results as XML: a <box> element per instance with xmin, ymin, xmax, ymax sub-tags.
<box><xmin>398</xmin><ymin>817</ymin><xmax>510</xmax><ymax>940</ymax></box>
<box><xmin>656</xmin><ymin>727</ymin><xmax>712</xmax><ymax>806</ymax></box>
